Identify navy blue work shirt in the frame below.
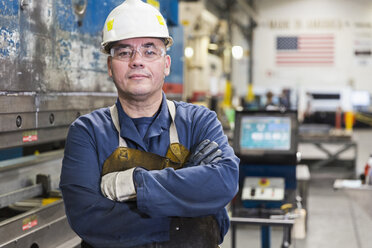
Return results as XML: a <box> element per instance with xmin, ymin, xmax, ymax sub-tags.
<box><xmin>60</xmin><ymin>93</ymin><xmax>239</xmax><ymax>248</ymax></box>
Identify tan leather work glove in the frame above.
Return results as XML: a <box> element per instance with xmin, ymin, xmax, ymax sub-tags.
<box><xmin>100</xmin><ymin>168</ymin><xmax>136</xmax><ymax>201</ymax></box>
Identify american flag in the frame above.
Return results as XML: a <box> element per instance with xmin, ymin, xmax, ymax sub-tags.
<box><xmin>276</xmin><ymin>34</ymin><xmax>334</xmax><ymax>66</ymax></box>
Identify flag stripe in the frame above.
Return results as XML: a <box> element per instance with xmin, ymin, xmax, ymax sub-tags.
<box><xmin>277</xmin><ymin>56</ymin><xmax>332</xmax><ymax>59</ymax></box>
<box><xmin>277</xmin><ymin>51</ymin><xmax>334</xmax><ymax>54</ymax></box>
<box><xmin>277</xmin><ymin>61</ymin><xmax>333</xmax><ymax>63</ymax></box>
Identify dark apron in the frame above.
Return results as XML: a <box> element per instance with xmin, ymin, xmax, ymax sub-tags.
<box><xmin>82</xmin><ymin>216</ymin><xmax>220</xmax><ymax>248</ymax></box>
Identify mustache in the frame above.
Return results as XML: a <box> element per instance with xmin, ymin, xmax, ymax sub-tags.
<box><xmin>127</xmin><ymin>70</ymin><xmax>151</xmax><ymax>78</ymax></box>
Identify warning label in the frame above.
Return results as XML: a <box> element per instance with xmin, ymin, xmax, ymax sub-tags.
<box><xmin>22</xmin><ymin>130</ymin><xmax>38</xmax><ymax>143</ymax></box>
<box><xmin>22</xmin><ymin>215</ymin><xmax>38</xmax><ymax>231</ymax></box>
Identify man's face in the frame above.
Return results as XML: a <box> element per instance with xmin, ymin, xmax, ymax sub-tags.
<box><xmin>107</xmin><ymin>37</ymin><xmax>171</xmax><ymax>101</ymax></box>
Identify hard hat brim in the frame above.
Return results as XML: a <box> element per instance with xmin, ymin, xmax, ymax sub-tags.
<box><xmin>101</xmin><ymin>36</ymin><xmax>173</xmax><ymax>54</ymax></box>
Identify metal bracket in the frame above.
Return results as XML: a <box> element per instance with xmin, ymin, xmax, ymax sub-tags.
<box><xmin>0</xmin><ymin>174</ymin><xmax>52</xmax><ymax>209</ymax></box>
<box><xmin>72</xmin><ymin>0</ymin><xmax>88</xmax><ymax>26</ymax></box>
<box><xmin>20</xmin><ymin>0</ymin><xmax>29</xmax><ymax>10</ymax></box>
<box><xmin>36</xmin><ymin>174</ymin><xmax>52</xmax><ymax>198</ymax></box>
<box><xmin>73</xmin><ymin>0</ymin><xmax>88</xmax><ymax>16</ymax></box>
<box><xmin>0</xmin><ymin>184</ymin><xmax>43</xmax><ymax>209</ymax></box>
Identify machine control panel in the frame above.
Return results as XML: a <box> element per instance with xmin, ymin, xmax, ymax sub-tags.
<box><xmin>241</xmin><ymin>177</ymin><xmax>285</xmax><ymax>201</ymax></box>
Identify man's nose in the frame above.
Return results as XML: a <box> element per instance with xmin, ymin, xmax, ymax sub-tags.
<box><xmin>129</xmin><ymin>50</ymin><xmax>144</xmax><ymax>67</ymax></box>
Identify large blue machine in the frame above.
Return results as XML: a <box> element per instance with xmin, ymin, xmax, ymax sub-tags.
<box><xmin>233</xmin><ymin>110</ymin><xmax>299</xmax><ymax>209</ymax></box>
<box><xmin>231</xmin><ymin>110</ymin><xmax>299</xmax><ymax>248</ymax></box>
<box><xmin>0</xmin><ymin>0</ymin><xmax>182</xmax><ymax>152</ymax></box>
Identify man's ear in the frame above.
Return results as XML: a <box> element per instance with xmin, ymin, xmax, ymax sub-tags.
<box><xmin>107</xmin><ymin>56</ymin><xmax>113</xmax><ymax>77</ymax></box>
<box><xmin>164</xmin><ymin>55</ymin><xmax>171</xmax><ymax>76</ymax></box>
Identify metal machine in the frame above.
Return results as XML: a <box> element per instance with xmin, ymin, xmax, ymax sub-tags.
<box><xmin>0</xmin><ymin>1</ymin><xmax>181</xmax><ymax>247</ymax></box>
<box><xmin>231</xmin><ymin>110</ymin><xmax>299</xmax><ymax>248</ymax></box>
<box><xmin>234</xmin><ymin>110</ymin><xmax>298</xmax><ymax>208</ymax></box>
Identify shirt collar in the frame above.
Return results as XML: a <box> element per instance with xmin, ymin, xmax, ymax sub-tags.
<box><xmin>115</xmin><ymin>92</ymin><xmax>172</xmax><ymax>146</ymax></box>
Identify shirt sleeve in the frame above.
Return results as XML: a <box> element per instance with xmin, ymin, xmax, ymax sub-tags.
<box><xmin>60</xmin><ymin>120</ymin><xmax>169</xmax><ymax>247</ymax></box>
<box><xmin>135</xmin><ymin>107</ymin><xmax>240</xmax><ymax>218</ymax></box>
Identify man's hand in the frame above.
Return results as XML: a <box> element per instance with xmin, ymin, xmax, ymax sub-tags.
<box><xmin>100</xmin><ymin>167</ymin><xmax>136</xmax><ymax>201</ymax></box>
<box><xmin>188</xmin><ymin>139</ymin><xmax>222</xmax><ymax>165</ymax></box>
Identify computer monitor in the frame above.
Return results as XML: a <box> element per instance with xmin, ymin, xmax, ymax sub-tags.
<box><xmin>351</xmin><ymin>91</ymin><xmax>370</xmax><ymax>108</ymax></box>
<box><xmin>234</xmin><ymin>110</ymin><xmax>298</xmax><ymax>165</ymax></box>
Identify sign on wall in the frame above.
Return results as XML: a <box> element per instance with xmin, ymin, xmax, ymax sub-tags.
<box><xmin>353</xmin><ymin>31</ymin><xmax>372</xmax><ymax>66</ymax></box>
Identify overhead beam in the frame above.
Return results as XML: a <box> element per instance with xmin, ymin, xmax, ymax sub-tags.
<box><xmin>236</xmin><ymin>0</ymin><xmax>259</xmax><ymax>24</ymax></box>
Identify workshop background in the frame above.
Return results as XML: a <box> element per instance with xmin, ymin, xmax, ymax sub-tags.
<box><xmin>1</xmin><ymin>0</ymin><xmax>372</xmax><ymax>248</ymax></box>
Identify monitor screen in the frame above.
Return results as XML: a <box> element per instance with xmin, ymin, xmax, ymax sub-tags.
<box><xmin>234</xmin><ymin>110</ymin><xmax>298</xmax><ymax>165</ymax></box>
<box><xmin>240</xmin><ymin>116</ymin><xmax>291</xmax><ymax>151</ymax></box>
<box><xmin>351</xmin><ymin>91</ymin><xmax>370</xmax><ymax>107</ymax></box>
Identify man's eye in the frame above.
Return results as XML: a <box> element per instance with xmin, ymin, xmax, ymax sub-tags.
<box><xmin>144</xmin><ymin>49</ymin><xmax>157</xmax><ymax>56</ymax></box>
<box><xmin>116</xmin><ymin>49</ymin><xmax>132</xmax><ymax>57</ymax></box>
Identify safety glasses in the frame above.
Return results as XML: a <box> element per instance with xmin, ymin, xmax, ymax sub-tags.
<box><xmin>110</xmin><ymin>45</ymin><xmax>166</xmax><ymax>62</ymax></box>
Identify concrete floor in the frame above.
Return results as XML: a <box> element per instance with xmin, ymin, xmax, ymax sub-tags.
<box><xmin>220</xmin><ymin>165</ymin><xmax>372</xmax><ymax>248</ymax></box>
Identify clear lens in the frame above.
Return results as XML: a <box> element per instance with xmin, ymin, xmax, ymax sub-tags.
<box><xmin>110</xmin><ymin>46</ymin><xmax>165</xmax><ymax>62</ymax></box>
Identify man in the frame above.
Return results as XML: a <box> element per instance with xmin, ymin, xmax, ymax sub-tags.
<box><xmin>60</xmin><ymin>0</ymin><xmax>239</xmax><ymax>247</ymax></box>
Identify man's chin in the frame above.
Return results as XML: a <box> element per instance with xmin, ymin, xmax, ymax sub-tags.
<box><xmin>123</xmin><ymin>90</ymin><xmax>159</xmax><ymax>101</ymax></box>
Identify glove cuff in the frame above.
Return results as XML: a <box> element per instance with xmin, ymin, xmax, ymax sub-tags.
<box><xmin>116</xmin><ymin>167</ymin><xmax>137</xmax><ymax>201</ymax></box>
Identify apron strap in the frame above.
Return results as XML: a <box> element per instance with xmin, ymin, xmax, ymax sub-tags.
<box><xmin>109</xmin><ymin>100</ymin><xmax>179</xmax><ymax>147</ymax></box>
<box><xmin>109</xmin><ymin>104</ymin><xmax>128</xmax><ymax>147</ymax></box>
<box><xmin>166</xmin><ymin>100</ymin><xmax>179</xmax><ymax>144</ymax></box>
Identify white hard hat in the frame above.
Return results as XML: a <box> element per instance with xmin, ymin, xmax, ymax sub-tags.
<box><xmin>101</xmin><ymin>0</ymin><xmax>173</xmax><ymax>54</ymax></box>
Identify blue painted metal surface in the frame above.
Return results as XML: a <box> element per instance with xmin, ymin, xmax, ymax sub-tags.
<box><xmin>0</xmin><ymin>0</ymin><xmax>182</xmax><ymax>93</ymax></box>
<box><xmin>0</xmin><ymin>147</ymin><xmax>22</xmax><ymax>161</ymax></box>
<box><xmin>0</xmin><ymin>0</ymin><xmax>18</xmax><ymax>16</ymax></box>
<box><xmin>166</xmin><ymin>25</ymin><xmax>184</xmax><ymax>85</ymax></box>
<box><xmin>158</xmin><ymin>0</ymin><xmax>179</xmax><ymax>26</ymax></box>
<box><xmin>56</xmin><ymin>0</ymin><xmax>123</xmax><ymax>35</ymax></box>
<box><xmin>261</xmin><ymin>226</ymin><xmax>271</xmax><ymax>248</ymax></box>
<box><xmin>240</xmin><ymin>164</ymin><xmax>297</xmax><ymax>189</ymax></box>
<box><xmin>0</xmin><ymin>0</ymin><xmax>121</xmax><ymax>92</ymax></box>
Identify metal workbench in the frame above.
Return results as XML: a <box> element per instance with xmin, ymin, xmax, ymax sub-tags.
<box><xmin>299</xmin><ymin>124</ymin><xmax>357</xmax><ymax>172</ymax></box>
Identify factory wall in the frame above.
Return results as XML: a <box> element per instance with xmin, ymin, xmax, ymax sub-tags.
<box><xmin>253</xmin><ymin>0</ymin><xmax>372</xmax><ymax>94</ymax></box>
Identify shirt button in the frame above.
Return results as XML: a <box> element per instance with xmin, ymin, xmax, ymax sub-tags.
<box><xmin>175</xmin><ymin>227</ymin><xmax>180</xmax><ymax>231</ymax></box>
